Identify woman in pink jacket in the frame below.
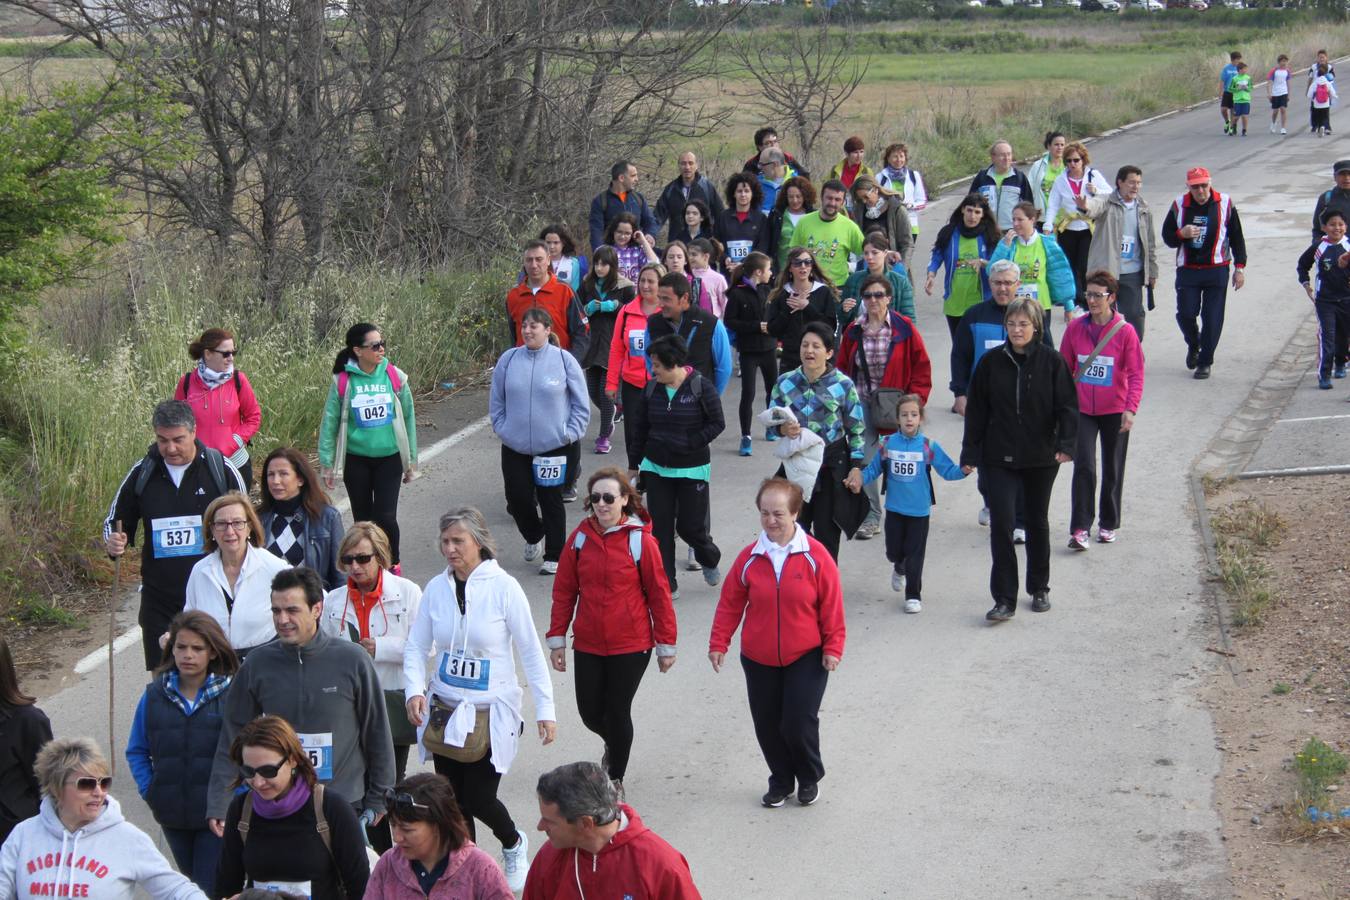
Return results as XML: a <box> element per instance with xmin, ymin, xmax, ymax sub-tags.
<box><xmin>364</xmin><ymin>773</ymin><xmax>513</xmax><ymax>900</ymax></box>
<box><xmin>1058</xmin><ymin>270</ymin><xmax>1144</xmax><ymax>551</ymax></box>
<box><xmin>174</xmin><ymin>328</ymin><xmax>262</xmax><ymax>491</ymax></box>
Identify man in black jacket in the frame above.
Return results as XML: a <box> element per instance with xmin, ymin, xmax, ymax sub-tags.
<box><xmin>104</xmin><ymin>399</ymin><xmax>246</xmax><ymax>669</ymax></box>
<box><xmin>1311</xmin><ymin>159</ymin><xmax>1350</xmax><ymax>242</ymax></box>
<box><xmin>645</xmin><ymin>273</ymin><xmax>733</xmax><ymax>394</ymax></box>
<box><xmin>1160</xmin><ymin>166</ymin><xmax>1247</xmax><ymax>380</ymax></box>
<box><xmin>653</xmin><ymin>151</ymin><xmax>725</xmax><ymax>239</ymax></box>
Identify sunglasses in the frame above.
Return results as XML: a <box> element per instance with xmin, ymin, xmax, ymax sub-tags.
<box><xmin>239</xmin><ymin>763</ymin><xmax>286</xmax><ymax>780</ymax></box>
<box><xmin>1065</xmin><ymin>158</ymin><xmax>1083</xmax><ymax>164</ymax></box>
<box><xmin>589</xmin><ymin>492</ymin><xmax>619</xmax><ymax>505</ymax></box>
<box><xmin>791</xmin><ymin>258</ymin><xmax>813</xmax><ymax>268</ymax></box>
<box><xmin>71</xmin><ymin>776</ymin><xmax>112</xmax><ymax>792</ymax></box>
<box><xmin>384</xmin><ymin>789</ymin><xmax>431</xmax><ymax>815</ymax></box>
<box><xmin>211</xmin><ymin>349</ymin><xmax>238</xmax><ymax>358</ymax></box>
<box><xmin>861</xmin><ymin>291</ymin><xmax>889</xmax><ymax>300</ymax></box>
<box><xmin>340</xmin><ymin>552</ymin><xmax>375</xmax><ymax>565</ymax></box>
<box><xmin>362</xmin><ymin>341</ymin><xmax>386</xmax><ymax>351</ymax></box>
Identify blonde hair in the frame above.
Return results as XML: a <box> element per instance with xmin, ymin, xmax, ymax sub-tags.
<box><xmin>337</xmin><ymin>522</ymin><xmax>393</xmax><ymax>572</ymax></box>
<box><xmin>1064</xmin><ymin>141</ymin><xmax>1091</xmax><ymax>167</ymax></box>
<box><xmin>35</xmin><ymin>738</ymin><xmax>108</xmax><ymax>801</ymax></box>
<box><xmin>203</xmin><ymin>492</ymin><xmax>264</xmax><ymax>553</ymax></box>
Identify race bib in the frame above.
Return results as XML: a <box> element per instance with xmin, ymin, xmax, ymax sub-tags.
<box><xmin>886</xmin><ymin>450</ymin><xmax>924</xmax><ymax>481</ymax></box>
<box><xmin>983</xmin><ymin>338</ymin><xmax>1005</xmax><ymax>351</ymax></box>
<box><xmin>351</xmin><ymin>390</ymin><xmax>394</xmax><ymax>429</ymax></box>
<box><xmin>151</xmin><ymin>516</ymin><xmax>203</xmax><ymax>559</ymax></box>
<box><xmin>296</xmin><ymin>733</ymin><xmax>333</xmax><ymax>781</ymax></box>
<box><xmin>1076</xmin><ymin>354</ymin><xmax>1115</xmax><ymax>387</ymax></box>
<box><xmin>532</xmin><ymin>455</ymin><xmax>566</xmax><ymax>487</ymax></box>
<box><xmin>726</xmin><ymin>239</ymin><xmax>753</xmax><ymax>262</ymax></box>
<box><xmin>627</xmin><ymin>328</ymin><xmax>645</xmax><ymax>356</ymax></box>
<box><xmin>438</xmin><ymin>651</ymin><xmax>491</xmax><ymax>691</ymax></box>
<box><xmin>1120</xmin><ymin>236</ymin><xmax>1136</xmax><ymax>259</ymax></box>
<box><xmin>253</xmin><ymin>882</ymin><xmax>312</xmax><ymax>898</ymax></box>
<box><xmin>1015</xmin><ymin>283</ymin><xmax>1040</xmax><ymax>301</ymax></box>
<box><xmin>1189</xmin><ymin>215</ymin><xmax>1208</xmax><ymax>248</ymax></box>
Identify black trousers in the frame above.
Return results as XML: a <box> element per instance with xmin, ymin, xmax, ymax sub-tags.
<box><xmin>1071</xmin><ymin>413</ymin><xmax>1129</xmax><ymax>533</ymax></box>
<box><xmin>945</xmin><ymin>314</ymin><xmax>964</xmax><ymax>340</ymax></box>
<box><xmin>433</xmin><ymin>750</ymin><xmax>518</xmax><ymax>848</ymax></box>
<box><xmin>1175</xmin><ymin>266</ymin><xmax>1229</xmax><ymax>367</ymax></box>
<box><xmin>741</xmin><ymin>648</ymin><xmax>829</xmax><ymax>795</ymax></box>
<box><xmin>620</xmin><ymin>380</ymin><xmax>646</xmax><ymax>471</ymax></box>
<box><xmin>365</xmin><ymin>743</ymin><xmax>411</xmax><ymax>852</ymax></box>
<box><xmin>643</xmin><ymin>472</ymin><xmax>720</xmax><ymax>592</ymax></box>
<box><xmin>1314</xmin><ymin>299</ymin><xmax>1350</xmax><ymax>378</ymax></box>
<box><xmin>139</xmin><ymin>602</ymin><xmax>177</xmax><ymax>670</ymax></box>
<box><xmin>573</xmin><ymin>649</ymin><xmax>651</xmax><ymax>781</ymax></box>
<box><xmin>984</xmin><ymin>464</ymin><xmax>1060</xmax><ymax>608</ymax></box>
<box><xmin>500</xmin><ymin>442</ymin><xmax>579</xmax><ymax>562</ymax></box>
<box><xmin>585</xmin><ymin>366</ymin><xmax>616</xmax><ymax>440</ymax></box>
<box><xmin>737</xmin><ymin>350</ymin><xmax>778</xmax><ymax>437</ymax></box>
<box><xmin>1116</xmin><ymin>270</ymin><xmax>1147</xmax><ymax>341</ymax></box>
<box><xmin>1058</xmin><ymin>227</ymin><xmax>1093</xmax><ymax>306</ymax></box>
<box><xmin>884</xmin><ymin>512</ymin><xmax>930</xmax><ymax>600</ymax></box>
<box><xmin>344</xmin><ymin>452</ymin><xmax>404</xmax><ymax>564</ymax></box>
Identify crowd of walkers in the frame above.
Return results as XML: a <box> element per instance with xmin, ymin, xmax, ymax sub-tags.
<box><xmin>6</xmin><ymin>96</ymin><xmax>1347</xmax><ymax>898</ymax></box>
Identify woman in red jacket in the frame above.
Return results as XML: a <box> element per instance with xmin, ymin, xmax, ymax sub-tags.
<box><xmin>175</xmin><ymin>327</ymin><xmax>262</xmax><ymax>491</ymax></box>
<box><xmin>708</xmin><ymin>478</ymin><xmax>846</xmax><ymax>810</ymax></box>
<box><xmin>605</xmin><ymin>263</ymin><xmax>665</xmax><ymax>477</ymax></box>
<box><xmin>548</xmin><ymin>467</ymin><xmax>677</xmax><ymax>786</ymax></box>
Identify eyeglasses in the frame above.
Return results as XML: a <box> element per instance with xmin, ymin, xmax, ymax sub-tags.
<box><xmin>340</xmin><ymin>552</ymin><xmax>375</xmax><ymax>565</ymax></box>
<box><xmin>211</xmin><ymin>349</ymin><xmax>238</xmax><ymax>358</ymax></box>
<box><xmin>239</xmin><ymin>763</ymin><xmax>285</xmax><ymax>780</ymax></box>
<box><xmin>362</xmin><ymin>341</ymin><xmax>386</xmax><ymax>351</ymax></box>
<box><xmin>212</xmin><ymin>520</ymin><xmax>249</xmax><ymax>532</ymax></box>
<box><xmin>384</xmin><ymin>789</ymin><xmax>431</xmax><ymax>816</ymax></box>
<box><xmin>70</xmin><ymin>776</ymin><xmax>112</xmax><ymax>792</ymax></box>
<box><xmin>991</xmin><ymin>280</ymin><xmax>1019</xmax><ymax>288</ymax></box>
<box><xmin>1084</xmin><ymin>290</ymin><xmax>1112</xmax><ymax>300</ymax></box>
<box><xmin>860</xmin><ymin>291</ymin><xmax>889</xmax><ymax>300</ymax></box>
<box><xmin>1065</xmin><ymin>158</ymin><xmax>1083</xmax><ymax>164</ymax></box>
<box><xmin>589</xmin><ymin>492</ymin><xmax>619</xmax><ymax>505</ymax></box>
<box><xmin>791</xmin><ymin>258</ymin><xmax>813</xmax><ymax>268</ymax></box>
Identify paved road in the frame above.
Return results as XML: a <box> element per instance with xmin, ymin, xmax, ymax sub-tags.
<box><xmin>32</xmin><ymin>104</ymin><xmax>1341</xmax><ymax>898</ymax></box>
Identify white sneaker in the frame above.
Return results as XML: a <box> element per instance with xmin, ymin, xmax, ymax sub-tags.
<box><xmin>891</xmin><ymin>571</ymin><xmax>904</xmax><ymax>593</ymax></box>
<box><xmin>523</xmin><ymin>539</ymin><xmax>543</xmax><ymax>562</ymax></box>
<box><xmin>904</xmin><ymin>598</ymin><xmax>922</xmax><ymax>614</ymax></box>
<box><xmin>685</xmin><ymin>547</ymin><xmax>702</xmax><ymax>571</ymax></box>
<box><xmin>539</xmin><ymin>560</ymin><xmax>558</xmax><ymax>575</ymax></box>
<box><xmin>1280</xmin><ymin>127</ymin><xmax>1288</xmax><ymax>135</ymax></box>
<box><xmin>1269</xmin><ymin>122</ymin><xmax>1277</xmax><ymax>133</ymax></box>
<box><xmin>1013</xmin><ymin>528</ymin><xmax>1027</xmax><ymax>545</ymax></box>
<box><xmin>978</xmin><ymin>507</ymin><xmax>991</xmax><ymax>527</ymax></box>
<box><xmin>501</xmin><ymin>829</ymin><xmax>529</xmax><ymax>893</ymax></box>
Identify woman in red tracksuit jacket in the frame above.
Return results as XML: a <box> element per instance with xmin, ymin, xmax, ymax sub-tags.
<box><xmin>708</xmin><ymin>477</ymin><xmax>846</xmax><ymax>810</ymax></box>
<box><xmin>548</xmin><ymin>467</ymin><xmax>677</xmax><ymax>785</ymax></box>
<box><xmin>1058</xmin><ymin>270</ymin><xmax>1145</xmax><ymax>551</ymax></box>
<box><xmin>606</xmin><ymin>263</ymin><xmax>666</xmax><ymax>474</ymax></box>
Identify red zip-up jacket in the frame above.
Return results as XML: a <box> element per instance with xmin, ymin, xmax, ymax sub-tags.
<box><xmin>606</xmin><ymin>297</ymin><xmax>655</xmax><ymax>393</ymax></box>
<box><xmin>549</xmin><ymin>514</ymin><xmax>676</xmax><ymax>656</ymax></box>
<box><xmin>709</xmin><ymin>532</ymin><xmax>846</xmax><ymax>667</ymax></box>
<box><xmin>836</xmin><ymin>311</ymin><xmax>934</xmax><ymax>428</ymax></box>
<box><xmin>523</xmin><ymin>805</ymin><xmax>702</xmax><ymax>900</ymax></box>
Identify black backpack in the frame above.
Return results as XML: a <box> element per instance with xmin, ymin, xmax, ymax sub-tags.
<box><xmin>133</xmin><ymin>443</ymin><xmax>231</xmax><ymax>497</ymax></box>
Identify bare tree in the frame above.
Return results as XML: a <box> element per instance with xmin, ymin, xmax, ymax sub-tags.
<box><xmin>725</xmin><ymin>15</ymin><xmax>869</xmax><ymax>174</ymax></box>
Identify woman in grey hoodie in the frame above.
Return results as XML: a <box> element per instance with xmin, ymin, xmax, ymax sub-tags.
<box><xmin>489</xmin><ymin>307</ymin><xmax>591</xmax><ymax>575</ymax></box>
<box><xmin>0</xmin><ymin>738</ymin><xmax>205</xmax><ymax>900</ymax></box>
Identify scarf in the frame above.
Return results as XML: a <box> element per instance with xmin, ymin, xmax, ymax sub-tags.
<box><xmin>957</xmin><ymin>222</ymin><xmax>985</xmax><ymax>240</ymax></box>
<box><xmin>865</xmin><ymin>198</ymin><xmax>887</xmax><ymax>219</ymax></box>
<box><xmin>197</xmin><ymin>360</ymin><xmax>234</xmax><ymax>389</ymax></box>
<box><xmin>344</xmin><ymin>568</ymin><xmax>386</xmax><ymax>640</ymax></box>
<box><xmin>252</xmin><ymin>778</ymin><xmax>312</xmax><ymax>820</ymax></box>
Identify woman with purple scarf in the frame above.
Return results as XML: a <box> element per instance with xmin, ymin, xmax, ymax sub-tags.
<box><xmin>216</xmin><ymin>715</ymin><xmax>370</xmax><ymax>899</ymax></box>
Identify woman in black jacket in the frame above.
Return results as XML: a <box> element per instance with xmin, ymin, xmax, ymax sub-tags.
<box><xmin>960</xmin><ymin>298</ymin><xmax>1078</xmax><ymax>623</ymax></box>
<box><xmin>217</xmin><ymin>715</ymin><xmax>369</xmax><ymax>899</ymax></box>
<box><xmin>768</xmin><ymin>247</ymin><xmax>838</xmax><ymax>373</ymax></box>
<box><xmin>0</xmin><ymin>635</ymin><xmax>52</xmax><ymax>848</ymax></box>
<box><xmin>629</xmin><ymin>334</ymin><xmax>725</xmax><ymax>600</ymax></box>
<box><xmin>716</xmin><ymin>172</ymin><xmax>770</xmax><ymax>272</ymax></box>
<box><xmin>723</xmin><ymin>252</ymin><xmax>778</xmax><ymax>456</ymax></box>
<box><xmin>577</xmin><ymin>246</ymin><xmax>636</xmax><ymax>456</ymax></box>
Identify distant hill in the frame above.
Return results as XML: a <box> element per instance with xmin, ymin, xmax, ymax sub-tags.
<box><xmin>0</xmin><ymin>3</ymin><xmax>66</xmax><ymax>38</ymax></box>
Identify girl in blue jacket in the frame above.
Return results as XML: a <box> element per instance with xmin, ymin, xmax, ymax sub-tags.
<box><xmin>847</xmin><ymin>394</ymin><xmax>965</xmax><ymax>613</ymax></box>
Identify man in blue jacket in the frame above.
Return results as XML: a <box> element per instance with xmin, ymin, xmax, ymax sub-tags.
<box><xmin>589</xmin><ymin>160</ymin><xmax>658</xmax><ymax>251</ymax></box>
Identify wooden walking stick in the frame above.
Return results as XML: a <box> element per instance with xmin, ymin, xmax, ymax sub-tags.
<box><xmin>109</xmin><ymin>520</ymin><xmax>121</xmax><ymax>775</ymax></box>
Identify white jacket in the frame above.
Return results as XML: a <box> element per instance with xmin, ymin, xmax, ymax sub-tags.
<box><xmin>1044</xmin><ymin>168</ymin><xmax>1113</xmax><ymax>234</ymax></box>
<box><xmin>183</xmin><ymin>545</ymin><xmax>289</xmax><ymax>650</ymax></box>
<box><xmin>0</xmin><ymin>796</ymin><xmax>205</xmax><ymax>900</ymax></box>
<box><xmin>321</xmin><ymin>570</ymin><xmax>424</xmax><ymax>692</ymax></box>
<box><xmin>403</xmin><ymin>559</ymin><xmax>555</xmax><ymax>774</ymax></box>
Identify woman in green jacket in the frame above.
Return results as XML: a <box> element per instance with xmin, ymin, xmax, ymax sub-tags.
<box><xmin>318</xmin><ymin>322</ymin><xmax>417</xmax><ymax>571</ymax></box>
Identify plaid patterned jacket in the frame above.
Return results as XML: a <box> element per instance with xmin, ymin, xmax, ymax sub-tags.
<box><xmin>770</xmin><ymin>367</ymin><xmax>866</xmax><ymax>460</ymax></box>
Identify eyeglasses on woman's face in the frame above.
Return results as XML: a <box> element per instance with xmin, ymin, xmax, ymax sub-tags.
<box><xmin>212</xmin><ymin>518</ymin><xmax>249</xmax><ymax>533</ymax></box>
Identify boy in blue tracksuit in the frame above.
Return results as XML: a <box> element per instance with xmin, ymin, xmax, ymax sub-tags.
<box><xmin>1296</xmin><ymin>208</ymin><xmax>1350</xmax><ymax>387</ymax></box>
<box><xmin>847</xmin><ymin>394</ymin><xmax>965</xmax><ymax>614</ymax></box>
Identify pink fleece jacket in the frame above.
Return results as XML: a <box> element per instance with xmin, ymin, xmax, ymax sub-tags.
<box><xmin>1058</xmin><ymin>312</ymin><xmax>1145</xmax><ymax>416</ymax></box>
<box><xmin>364</xmin><ymin>842</ymin><xmax>514</xmax><ymax>900</ymax></box>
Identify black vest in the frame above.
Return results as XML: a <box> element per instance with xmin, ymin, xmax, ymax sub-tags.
<box><xmin>646</xmin><ymin>308</ymin><xmax>718</xmax><ymax>382</ymax></box>
<box><xmin>142</xmin><ymin>677</ymin><xmax>227</xmax><ymax>830</ymax></box>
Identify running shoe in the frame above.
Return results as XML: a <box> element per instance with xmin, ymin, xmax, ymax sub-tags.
<box><xmin>855</xmin><ymin>521</ymin><xmax>879</xmax><ymax>540</ymax></box>
<box><xmin>1270</xmin><ymin>122</ymin><xmax>1277</xmax><ymax>133</ymax></box>
<box><xmin>891</xmin><ymin>571</ymin><xmax>904</xmax><ymax>593</ymax></box>
<box><xmin>594</xmin><ymin>437</ymin><xmax>611</xmax><ymax>454</ymax></box>
<box><xmin>1013</xmin><ymin>528</ymin><xmax>1027</xmax><ymax>545</ymax></box>
<box><xmin>1280</xmin><ymin>128</ymin><xmax>1288</xmax><ymax>134</ymax></box>
<box><xmin>391</xmin><ymin>563</ymin><xmax>402</xmax><ymax>577</ymax></box>
<box><xmin>978</xmin><ymin>507</ymin><xmax>991</xmax><ymax>527</ymax></box>
<box><xmin>904</xmin><ymin>598</ymin><xmax>922</xmax><ymax>614</ymax></box>
<box><xmin>762</xmin><ymin>789</ymin><xmax>790</xmax><ymax>808</ymax></box>
<box><xmin>1068</xmin><ymin>530</ymin><xmax>1089</xmax><ymax>551</ymax></box>
<box><xmin>1335</xmin><ymin>365</ymin><xmax>1347</xmax><ymax>379</ymax></box>
<box><xmin>613</xmin><ymin>407</ymin><xmax>623</xmax><ymax>425</ymax></box>
<box><xmin>702</xmin><ymin>565</ymin><xmax>721</xmax><ymax>587</ymax></box>
<box><xmin>539</xmin><ymin>560</ymin><xmax>558</xmax><ymax>575</ymax></box>
<box><xmin>797</xmin><ymin>783</ymin><xmax>820</xmax><ymax>806</ymax></box>
<box><xmin>501</xmin><ymin>830</ymin><xmax>529</xmax><ymax>893</ymax></box>
<box><xmin>1319</xmin><ymin>377</ymin><xmax>1333</xmax><ymax>390</ymax></box>
<box><xmin>739</xmin><ymin>436</ymin><xmax>753</xmax><ymax>457</ymax></box>
<box><xmin>670</xmin><ymin>588</ymin><xmax>680</xmax><ymax>602</ymax></box>
<box><xmin>562</xmin><ymin>487</ymin><xmax>578</xmax><ymax>503</ymax></box>
<box><xmin>765</xmin><ymin>427</ymin><xmax>780</xmax><ymax>442</ymax></box>
<box><xmin>523</xmin><ymin>539</ymin><xmax>543</xmax><ymax>562</ymax></box>
<box><xmin>1097</xmin><ymin>528</ymin><xmax>1117</xmax><ymax>543</ymax></box>
<box><xmin>685</xmin><ymin>548</ymin><xmax>702</xmax><ymax>571</ymax></box>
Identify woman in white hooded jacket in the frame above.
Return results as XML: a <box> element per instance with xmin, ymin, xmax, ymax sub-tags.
<box><xmin>0</xmin><ymin>737</ymin><xmax>204</xmax><ymax>900</ymax></box>
<box><xmin>402</xmin><ymin>507</ymin><xmax>555</xmax><ymax>894</ymax></box>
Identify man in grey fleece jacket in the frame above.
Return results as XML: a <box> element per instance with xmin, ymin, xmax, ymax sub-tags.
<box><xmin>205</xmin><ymin>566</ymin><xmax>395</xmax><ymax>831</ymax></box>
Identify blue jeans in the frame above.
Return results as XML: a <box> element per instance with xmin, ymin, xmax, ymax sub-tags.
<box><xmin>161</xmin><ymin>826</ymin><xmax>221</xmax><ymax>896</ymax></box>
<box><xmin>1174</xmin><ymin>266</ymin><xmax>1230</xmax><ymax>366</ymax></box>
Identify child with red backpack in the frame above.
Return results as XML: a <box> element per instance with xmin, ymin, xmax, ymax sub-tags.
<box><xmin>1309</xmin><ymin>63</ymin><xmax>1339</xmax><ymax>137</ymax></box>
<box><xmin>846</xmin><ymin>393</ymin><xmax>966</xmax><ymax>614</ymax></box>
